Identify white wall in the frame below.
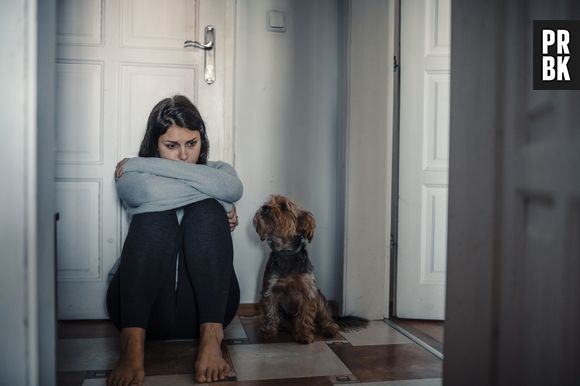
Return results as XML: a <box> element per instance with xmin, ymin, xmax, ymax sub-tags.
<box><xmin>233</xmin><ymin>0</ymin><xmax>343</xmax><ymax>304</ymax></box>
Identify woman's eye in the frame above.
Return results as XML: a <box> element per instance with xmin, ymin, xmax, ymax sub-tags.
<box><xmin>187</xmin><ymin>141</ymin><xmax>197</xmax><ymax>147</ymax></box>
<box><xmin>166</xmin><ymin>144</ymin><xmax>175</xmax><ymax>149</ymax></box>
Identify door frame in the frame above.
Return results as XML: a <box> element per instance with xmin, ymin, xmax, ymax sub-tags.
<box><xmin>342</xmin><ymin>0</ymin><xmax>396</xmax><ymax>320</ymax></box>
<box><xmin>0</xmin><ymin>0</ymin><xmax>57</xmax><ymax>384</ymax></box>
<box><xmin>388</xmin><ymin>0</ymin><xmax>402</xmax><ymax>318</ymax></box>
<box><xmin>221</xmin><ymin>0</ymin><xmax>237</xmax><ymax>164</ymax></box>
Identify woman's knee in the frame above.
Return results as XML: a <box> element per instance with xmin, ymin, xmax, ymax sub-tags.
<box><xmin>125</xmin><ymin>210</ymin><xmax>179</xmax><ymax>248</ymax></box>
<box><xmin>121</xmin><ymin>210</ymin><xmax>180</xmax><ymax>263</ymax></box>
<box><xmin>131</xmin><ymin>210</ymin><xmax>179</xmax><ymax>233</ymax></box>
<box><xmin>182</xmin><ymin>199</ymin><xmax>228</xmax><ymax>230</ymax></box>
<box><xmin>185</xmin><ymin>198</ymin><xmax>224</xmax><ymax>215</ymax></box>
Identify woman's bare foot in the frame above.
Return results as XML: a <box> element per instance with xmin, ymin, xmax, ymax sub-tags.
<box><xmin>107</xmin><ymin>327</ymin><xmax>146</xmax><ymax>386</ymax></box>
<box><xmin>194</xmin><ymin>323</ymin><xmax>231</xmax><ymax>383</ymax></box>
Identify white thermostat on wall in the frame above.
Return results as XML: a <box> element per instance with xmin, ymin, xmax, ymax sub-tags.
<box><xmin>268</xmin><ymin>10</ymin><xmax>286</xmax><ymax>32</ymax></box>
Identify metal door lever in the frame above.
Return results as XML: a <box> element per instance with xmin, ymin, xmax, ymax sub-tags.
<box><xmin>184</xmin><ymin>40</ymin><xmax>213</xmax><ymax>49</ymax></box>
<box><xmin>184</xmin><ymin>25</ymin><xmax>215</xmax><ymax>84</ymax></box>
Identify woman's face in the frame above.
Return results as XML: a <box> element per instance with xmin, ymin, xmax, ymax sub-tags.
<box><xmin>157</xmin><ymin>124</ymin><xmax>201</xmax><ymax>163</ymax></box>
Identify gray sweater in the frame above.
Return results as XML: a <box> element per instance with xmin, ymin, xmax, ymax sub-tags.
<box><xmin>109</xmin><ymin>157</ymin><xmax>243</xmax><ymax>283</ymax></box>
<box><xmin>116</xmin><ymin>157</ymin><xmax>243</xmax><ymax>216</ymax></box>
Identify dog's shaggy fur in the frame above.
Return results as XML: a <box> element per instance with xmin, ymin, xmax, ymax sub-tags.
<box><xmin>253</xmin><ymin>195</ymin><xmax>366</xmax><ymax>344</ymax></box>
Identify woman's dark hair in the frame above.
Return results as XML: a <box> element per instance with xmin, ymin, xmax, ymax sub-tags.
<box><xmin>138</xmin><ymin>95</ymin><xmax>209</xmax><ymax>164</ymax></box>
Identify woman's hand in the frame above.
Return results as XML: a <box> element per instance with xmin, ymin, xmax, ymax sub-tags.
<box><xmin>227</xmin><ymin>205</ymin><xmax>239</xmax><ymax>232</ymax></box>
<box><xmin>115</xmin><ymin>158</ymin><xmax>129</xmax><ymax>181</ymax></box>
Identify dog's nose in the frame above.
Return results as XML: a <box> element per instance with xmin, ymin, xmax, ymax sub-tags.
<box><xmin>261</xmin><ymin>206</ymin><xmax>271</xmax><ymax>215</ymax></box>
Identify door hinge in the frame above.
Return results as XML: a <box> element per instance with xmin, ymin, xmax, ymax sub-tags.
<box><xmin>393</xmin><ymin>56</ymin><xmax>399</xmax><ymax>72</ymax></box>
<box><xmin>390</xmin><ymin>234</ymin><xmax>397</xmax><ymax>250</ymax></box>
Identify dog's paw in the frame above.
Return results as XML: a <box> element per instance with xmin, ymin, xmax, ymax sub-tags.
<box><xmin>295</xmin><ymin>334</ymin><xmax>315</xmax><ymax>344</ymax></box>
<box><xmin>259</xmin><ymin>327</ymin><xmax>278</xmax><ymax>339</ymax></box>
<box><xmin>321</xmin><ymin>323</ymin><xmax>339</xmax><ymax>338</ymax></box>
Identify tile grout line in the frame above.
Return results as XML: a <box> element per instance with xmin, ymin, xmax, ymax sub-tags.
<box><xmin>383</xmin><ymin>318</ymin><xmax>444</xmax><ymax>360</ymax></box>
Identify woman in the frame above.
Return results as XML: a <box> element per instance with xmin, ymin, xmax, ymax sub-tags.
<box><xmin>106</xmin><ymin>95</ymin><xmax>243</xmax><ymax>386</ymax></box>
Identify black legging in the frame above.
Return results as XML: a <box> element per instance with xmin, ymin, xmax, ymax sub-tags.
<box><xmin>106</xmin><ymin>198</ymin><xmax>240</xmax><ymax>340</ymax></box>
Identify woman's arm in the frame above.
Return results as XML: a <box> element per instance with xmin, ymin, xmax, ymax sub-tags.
<box><xmin>121</xmin><ymin>157</ymin><xmax>243</xmax><ymax>203</ymax></box>
<box><xmin>116</xmin><ymin>171</ymin><xmax>234</xmax><ymax>214</ymax></box>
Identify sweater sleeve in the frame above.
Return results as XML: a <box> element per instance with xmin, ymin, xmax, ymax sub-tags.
<box><xmin>122</xmin><ymin>157</ymin><xmax>243</xmax><ymax>203</ymax></box>
<box><xmin>116</xmin><ymin>171</ymin><xmax>233</xmax><ymax>214</ymax></box>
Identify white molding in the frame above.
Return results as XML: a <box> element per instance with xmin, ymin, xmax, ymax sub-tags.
<box><xmin>223</xmin><ymin>0</ymin><xmax>236</xmax><ymax>164</ymax></box>
<box><xmin>341</xmin><ymin>0</ymin><xmax>352</xmax><ymax>319</ymax></box>
<box><xmin>26</xmin><ymin>0</ymin><xmax>39</xmax><ymax>381</ymax></box>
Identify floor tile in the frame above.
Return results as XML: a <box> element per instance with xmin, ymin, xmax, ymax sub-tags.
<box><xmin>356</xmin><ymin>379</ymin><xmax>442</xmax><ymax>386</ymax></box>
<box><xmin>81</xmin><ymin>374</ymin><xmax>341</xmax><ymax>386</ymax></box>
<box><xmin>146</xmin><ymin>340</ymin><xmax>235</xmax><ymax>378</ymax></box>
<box><xmin>58</xmin><ymin>320</ymin><xmax>119</xmax><ymax>339</ymax></box>
<box><xmin>143</xmin><ymin>340</ymin><xmax>197</xmax><ymax>375</ymax></box>
<box><xmin>228</xmin><ymin>342</ymin><xmax>352</xmax><ymax>381</ymax></box>
<box><xmin>240</xmin><ymin>316</ymin><xmax>346</xmax><ymax>344</ymax></box>
<box><xmin>82</xmin><ymin>374</ymin><xmax>200</xmax><ymax>386</ymax></box>
<box><xmin>224</xmin><ymin>316</ymin><xmax>248</xmax><ymax>342</ymax></box>
<box><xmin>58</xmin><ymin>338</ymin><xmax>118</xmax><ymax>371</ymax></box>
<box><xmin>58</xmin><ymin>337</ymin><xmax>235</xmax><ymax>379</ymax></box>
<box><xmin>239</xmin><ymin>316</ymin><xmax>296</xmax><ymax>344</ymax></box>
<box><xmin>213</xmin><ymin>377</ymin><xmax>334</xmax><ymax>386</ymax></box>
<box><xmin>80</xmin><ymin>372</ymin><xmax>319</xmax><ymax>386</ymax></box>
<box><xmin>340</xmin><ymin>321</ymin><xmax>413</xmax><ymax>346</ymax></box>
<box><xmin>330</xmin><ymin>344</ymin><xmax>442</xmax><ymax>382</ymax></box>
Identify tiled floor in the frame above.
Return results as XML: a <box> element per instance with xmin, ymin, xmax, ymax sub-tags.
<box><xmin>57</xmin><ymin>316</ymin><xmax>443</xmax><ymax>386</ymax></box>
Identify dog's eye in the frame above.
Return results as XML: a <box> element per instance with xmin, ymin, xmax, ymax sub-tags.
<box><xmin>280</xmin><ymin>203</ymin><xmax>288</xmax><ymax>211</ymax></box>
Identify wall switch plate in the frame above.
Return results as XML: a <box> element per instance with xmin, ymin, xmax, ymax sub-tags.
<box><xmin>268</xmin><ymin>10</ymin><xmax>286</xmax><ymax>32</ymax></box>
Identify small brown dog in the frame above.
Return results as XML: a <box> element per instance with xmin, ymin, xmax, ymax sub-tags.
<box><xmin>253</xmin><ymin>195</ymin><xmax>366</xmax><ymax>344</ymax></box>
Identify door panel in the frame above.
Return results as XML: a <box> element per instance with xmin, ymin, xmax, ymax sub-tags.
<box><xmin>396</xmin><ymin>0</ymin><xmax>451</xmax><ymax>320</ymax></box>
<box><xmin>56</xmin><ymin>0</ymin><xmax>229</xmax><ymax>319</ymax></box>
<box><xmin>56</xmin><ymin>181</ymin><xmax>101</xmax><ymax>281</ymax></box>
<box><xmin>120</xmin><ymin>0</ymin><xmax>198</xmax><ymax>48</ymax></box>
<box><xmin>56</xmin><ymin>61</ymin><xmax>103</xmax><ymax>164</ymax></box>
<box><xmin>119</xmin><ymin>64</ymin><xmax>198</xmax><ymax>157</ymax></box>
<box><xmin>57</xmin><ymin>0</ymin><xmax>103</xmax><ymax>46</ymax></box>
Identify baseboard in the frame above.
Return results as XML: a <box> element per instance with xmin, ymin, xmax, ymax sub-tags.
<box><xmin>237</xmin><ymin>303</ymin><xmax>260</xmax><ymax>317</ymax></box>
<box><xmin>237</xmin><ymin>301</ymin><xmax>340</xmax><ymax>317</ymax></box>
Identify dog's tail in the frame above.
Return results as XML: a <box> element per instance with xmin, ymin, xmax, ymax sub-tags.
<box><xmin>333</xmin><ymin>315</ymin><xmax>369</xmax><ymax>332</ymax></box>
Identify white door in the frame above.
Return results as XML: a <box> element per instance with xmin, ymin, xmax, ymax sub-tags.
<box><xmin>396</xmin><ymin>0</ymin><xmax>451</xmax><ymax>319</ymax></box>
<box><xmin>55</xmin><ymin>0</ymin><xmax>233</xmax><ymax>319</ymax></box>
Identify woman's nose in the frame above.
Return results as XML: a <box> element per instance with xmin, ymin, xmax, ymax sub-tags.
<box><xmin>178</xmin><ymin>147</ymin><xmax>188</xmax><ymax>160</ymax></box>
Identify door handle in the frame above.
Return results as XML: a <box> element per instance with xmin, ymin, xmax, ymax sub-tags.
<box><xmin>184</xmin><ymin>25</ymin><xmax>215</xmax><ymax>84</ymax></box>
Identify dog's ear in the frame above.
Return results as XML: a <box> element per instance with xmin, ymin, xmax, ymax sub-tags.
<box><xmin>253</xmin><ymin>212</ymin><xmax>267</xmax><ymax>241</ymax></box>
<box><xmin>298</xmin><ymin>211</ymin><xmax>316</xmax><ymax>242</ymax></box>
